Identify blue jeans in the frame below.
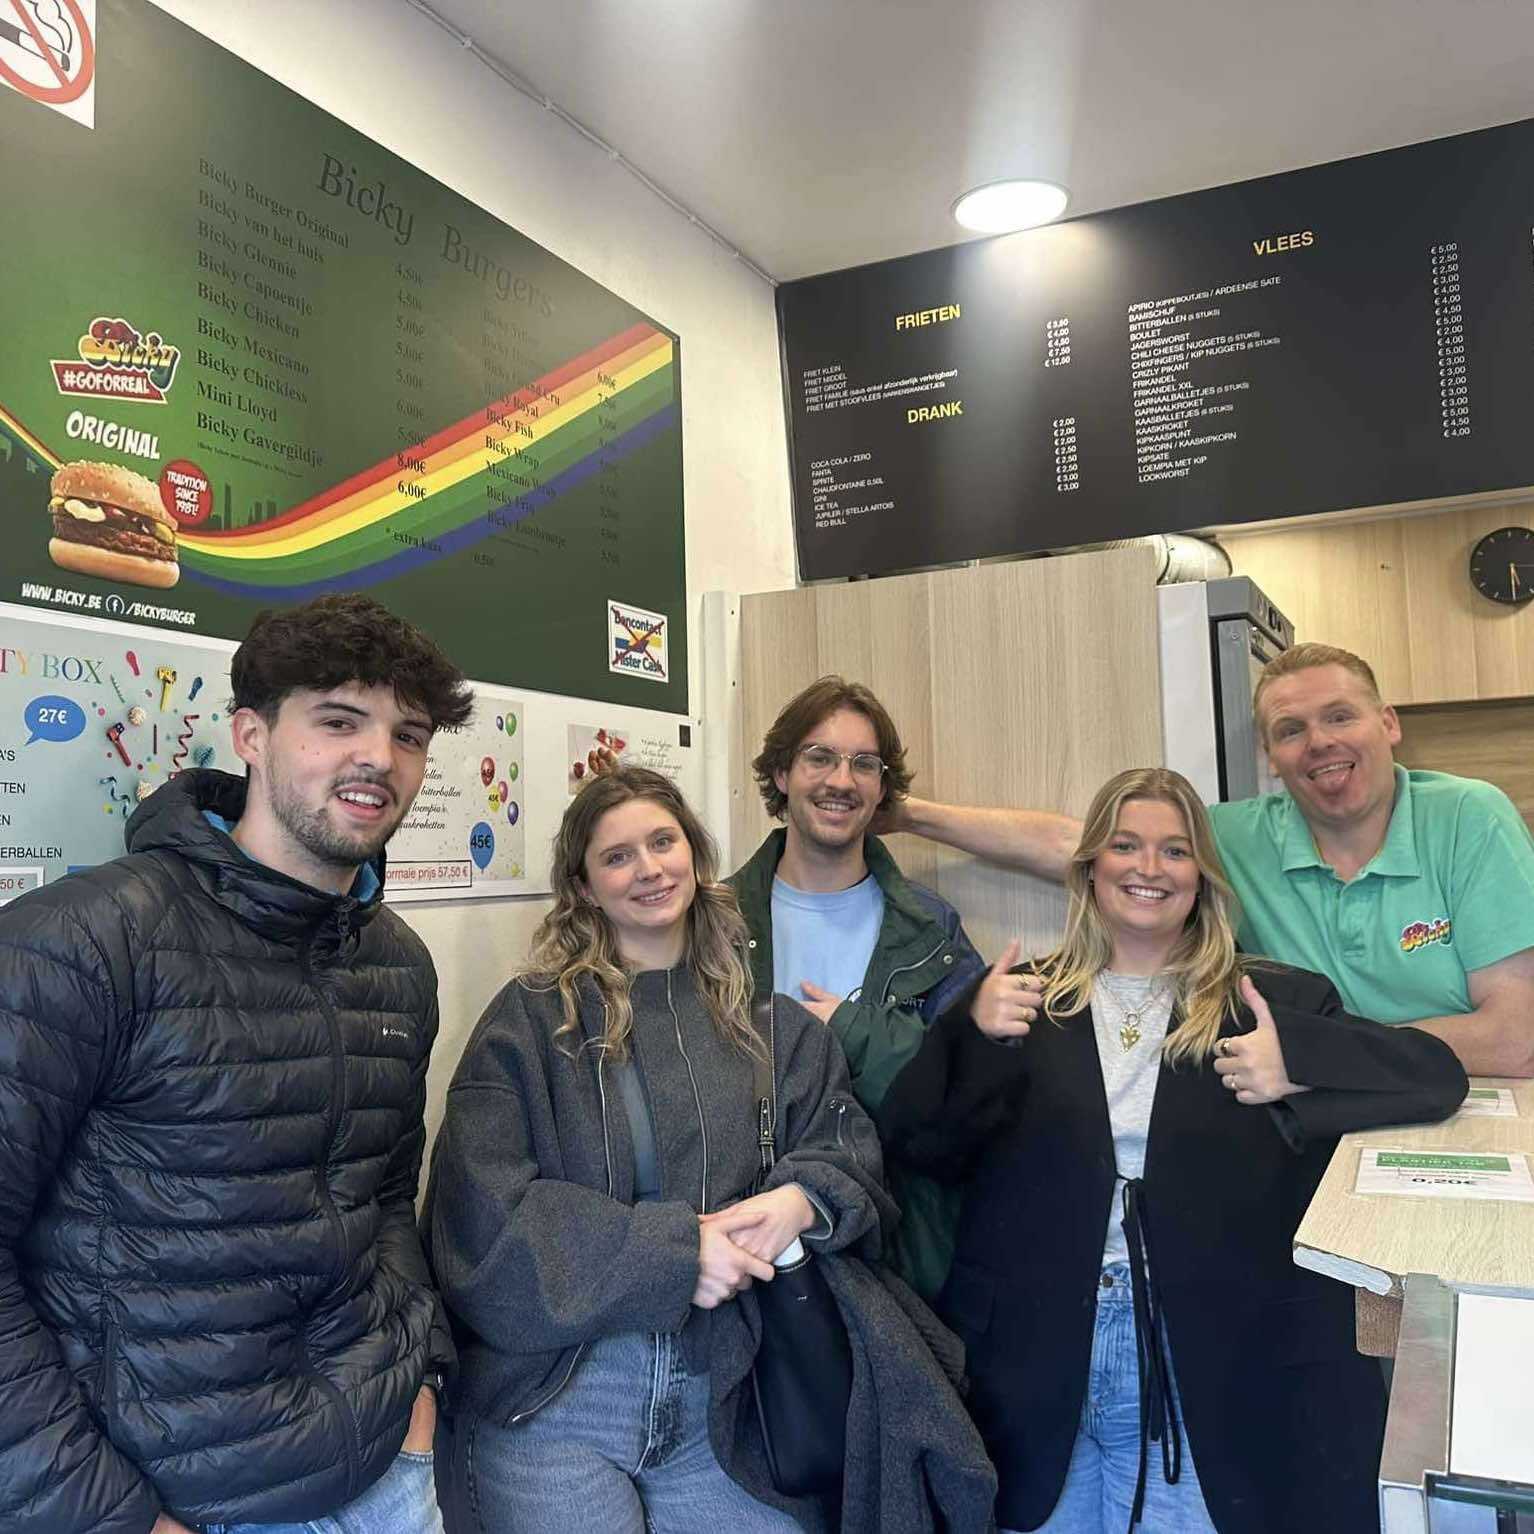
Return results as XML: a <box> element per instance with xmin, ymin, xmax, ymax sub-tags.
<box><xmin>1010</xmin><ymin>1263</ymin><xmax>1220</xmax><ymax>1534</ymax></box>
<box><xmin>440</xmin><ymin>1330</ymin><xmax>801</xmax><ymax>1533</ymax></box>
<box><xmin>201</xmin><ymin>1447</ymin><xmax>442</xmax><ymax>1533</ymax></box>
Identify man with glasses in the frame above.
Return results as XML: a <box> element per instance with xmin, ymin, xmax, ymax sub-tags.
<box><xmin>728</xmin><ymin>676</ymin><xmax>985</xmax><ymax>1297</ymax></box>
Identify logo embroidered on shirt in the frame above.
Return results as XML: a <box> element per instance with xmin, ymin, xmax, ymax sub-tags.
<box><xmin>1400</xmin><ymin>917</ymin><xmax>1453</xmax><ymax>954</ymax></box>
<box><xmin>381</xmin><ymin>1026</ymin><xmax>412</xmax><ymax>1042</ymax></box>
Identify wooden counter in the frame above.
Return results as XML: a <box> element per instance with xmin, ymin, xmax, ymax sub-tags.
<box><xmin>1294</xmin><ymin>1077</ymin><xmax>1534</xmax><ymax>1352</ymax></box>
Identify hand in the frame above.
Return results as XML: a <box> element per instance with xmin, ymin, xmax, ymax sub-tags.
<box><xmin>151</xmin><ymin>1518</ymin><xmax>197</xmax><ymax>1534</ymax></box>
<box><xmin>401</xmin><ymin>1382</ymin><xmax>436</xmax><ymax>1453</ymax></box>
<box><xmin>869</xmin><ymin>793</ymin><xmax>917</xmax><ymax>837</ymax></box>
<box><xmin>587</xmin><ymin>745</ymin><xmax>620</xmax><ymax>777</ymax></box>
<box><xmin>970</xmin><ymin>940</ymin><xmax>1043</xmax><ymax>1040</ymax></box>
<box><xmin>700</xmin><ymin>1184</ymin><xmax>816</xmax><ymax>1263</ymax></box>
<box><xmin>1214</xmin><ymin>976</ymin><xmax>1313</xmax><ymax>1105</ymax></box>
<box><xmin>798</xmin><ymin>980</ymin><xmax>843</xmax><ymax>1024</ymax></box>
<box><xmin>694</xmin><ymin>1219</ymin><xmax>776</xmax><ymax>1308</ymax></box>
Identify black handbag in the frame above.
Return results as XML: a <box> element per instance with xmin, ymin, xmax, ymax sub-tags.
<box><xmin>746</xmin><ymin>995</ymin><xmax>855</xmax><ymax>1500</ymax></box>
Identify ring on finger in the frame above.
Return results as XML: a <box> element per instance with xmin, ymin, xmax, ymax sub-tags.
<box><xmin>1218</xmin><ymin>1038</ymin><xmax>1233</xmax><ymax>1057</ymax></box>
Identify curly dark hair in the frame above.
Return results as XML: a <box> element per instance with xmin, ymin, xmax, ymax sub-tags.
<box><xmin>231</xmin><ymin>595</ymin><xmax>474</xmax><ymax>731</ymax></box>
<box><xmin>751</xmin><ymin>676</ymin><xmax>912</xmax><ymax>819</ymax></box>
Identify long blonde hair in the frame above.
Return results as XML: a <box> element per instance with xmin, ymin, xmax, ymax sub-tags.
<box><xmin>1037</xmin><ymin>767</ymin><xmax>1248</xmax><ymax>1064</ymax></box>
<box><xmin>524</xmin><ymin>766</ymin><xmax>759</xmax><ymax>1061</ymax></box>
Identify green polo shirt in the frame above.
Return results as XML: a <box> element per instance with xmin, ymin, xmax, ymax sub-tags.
<box><xmin>1208</xmin><ymin>767</ymin><xmax>1534</xmax><ymax>1023</ymax></box>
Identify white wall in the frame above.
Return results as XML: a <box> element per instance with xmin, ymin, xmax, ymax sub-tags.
<box><xmin>148</xmin><ymin>0</ymin><xmax>795</xmax><ymax>1150</ymax></box>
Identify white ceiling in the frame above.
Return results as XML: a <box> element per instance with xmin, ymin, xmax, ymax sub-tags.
<box><xmin>426</xmin><ymin>0</ymin><xmax>1534</xmax><ymax>283</ymax></box>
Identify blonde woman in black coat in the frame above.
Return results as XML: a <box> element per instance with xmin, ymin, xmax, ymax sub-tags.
<box><xmin>879</xmin><ymin>767</ymin><xmax>1467</xmax><ymax>1534</ymax></box>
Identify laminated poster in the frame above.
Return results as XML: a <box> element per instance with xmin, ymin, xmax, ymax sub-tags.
<box><xmin>0</xmin><ymin>604</ymin><xmax>526</xmax><ymax>902</ymax></box>
<box><xmin>0</xmin><ymin>0</ymin><xmax>687</xmax><ymax>711</ymax></box>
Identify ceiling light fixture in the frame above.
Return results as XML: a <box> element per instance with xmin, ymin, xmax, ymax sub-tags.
<box><xmin>952</xmin><ymin>179</ymin><xmax>1069</xmax><ymax>234</ymax></box>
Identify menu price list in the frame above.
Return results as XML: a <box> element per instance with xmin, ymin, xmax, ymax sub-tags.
<box><xmin>780</xmin><ymin>117</ymin><xmax>1534</xmax><ymax>580</ymax></box>
<box><xmin>1431</xmin><ymin>243</ymin><xmax>1471</xmax><ymax>439</ymax></box>
<box><xmin>191</xmin><ymin>131</ymin><xmax>639</xmax><ymax>582</ymax></box>
<box><xmin>193</xmin><ymin>155</ymin><xmax>328</xmax><ymax>523</ymax></box>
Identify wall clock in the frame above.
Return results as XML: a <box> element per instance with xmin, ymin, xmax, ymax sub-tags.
<box><xmin>1468</xmin><ymin>526</ymin><xmax>1534</xmax><ymax>606</ymax></box>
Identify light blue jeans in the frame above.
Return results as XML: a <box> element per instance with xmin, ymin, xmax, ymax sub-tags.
<box><xmin>1009</xmin><ymin>1263</ymin><xmax>1220</xmax><ymax>1534</ymax></box>
<box><xmin>440</xmin><ymin>1330</ymin><xmax>801</xmax><ymax>1533</ymax></box>
<box><xmin>200</xmin><ymin>1447</ymin><xmax>442</xmax><ymax>1534</ymax></box>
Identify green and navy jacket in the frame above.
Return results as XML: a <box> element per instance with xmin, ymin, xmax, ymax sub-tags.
<box><xmin>729</xmin><ymin>828</ymin><xmax>985</xmax><ymax>1298</ymax></box>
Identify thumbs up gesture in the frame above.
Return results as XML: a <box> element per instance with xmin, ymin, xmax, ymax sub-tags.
<box><xmin>1213</xmin><ymin>975</ymin><xmax>1311</xmax><ymax>1104</ymax></box>
<box><xmin>971</xmin><ymin>939</ymin><xmax>1044</xmax><ymax>1041</ymax></box>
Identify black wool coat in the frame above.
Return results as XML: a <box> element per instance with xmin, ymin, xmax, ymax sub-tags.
<box><xmin>878</xmin><ymin>962</ymin><xmax>1467</xmax><ymax>1534</ymax></box>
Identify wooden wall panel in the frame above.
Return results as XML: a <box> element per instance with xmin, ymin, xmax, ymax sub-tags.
<box><xmin>1396</xmin><ymin>700</ymin><xmax>1534</xmax><ymax>833</ymax></box>
<box><xmin>1222</xmin><ymin>498</ymin><xmax>1534</xmax><ymax>705</ymax></box>
<box><xmin>733</xmin><ymin>586</ymin><xmax>820</xmax><ymax>860</ymax></box>
<box><xmin>731</xmin><ymin>547</ymin><xmax>1163</xmax><ymax>963</ymax></box>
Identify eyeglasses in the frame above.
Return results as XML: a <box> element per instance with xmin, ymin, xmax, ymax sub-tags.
<box><xmin>795</xmin><ymin>743</ymin><xmax>887</xmax><ymax>780</ymax></box>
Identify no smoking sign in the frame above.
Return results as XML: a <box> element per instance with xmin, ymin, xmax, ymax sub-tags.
<box><xmin>0</xmin><ymin>0</ymin><xmax>96</xmax><ymax>128</ymax></box>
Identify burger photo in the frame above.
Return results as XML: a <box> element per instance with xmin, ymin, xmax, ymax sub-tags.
<box><xmin>48</xmin><ymin>460</ymin><xmax>180</xmax><ymax>589</ymax></box>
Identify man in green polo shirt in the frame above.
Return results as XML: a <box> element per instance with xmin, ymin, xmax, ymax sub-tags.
<box><xmin>885</xmin><ymin>642</ymin><xmax>1534</xmax><ymax>1076</ymax></box>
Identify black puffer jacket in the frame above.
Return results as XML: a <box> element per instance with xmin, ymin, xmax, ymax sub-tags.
<box><xmin>0</xmin><ymin>770</ymin><xmax>449</xmax><ymax>1534</ymax></box>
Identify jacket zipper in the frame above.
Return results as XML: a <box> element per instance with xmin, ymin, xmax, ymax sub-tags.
<box><xmin>99</xmin><ymin>1316</ymin><xmax>120</xmax><ymax>1426</ymax></box>
<box><xmin>508</xmin><ymin>1342</ymin><xmax>588</xmax><ymax>1426</ymax></box>
<box><xmin>510</xmin><ymin>1033</ymin><xmax>619</xmax><ymax>1428</ymax></box>
<box><xmin>831</xmin><ymin>1097</ymin><xmax>862</xmax><ymax>1170</ymax></box>
<box><xmin>300</xmin><ymin>939</ymin><xmax>349</xmax><ymax>1284</ymax></box>
<box><xmin>298</xmin><ymin>935</ymin><xmax>362</xmax><ymax>1497</ymax></box>
<box><xmin>594</xmin><ymin>1045</ymin><xmax>617</xmax><ymax>1198</ymax></box>
<box><xmin>667</xmin><ymin>969</ymin><xmax>710</xmax><ymax>1212</ymax></box>
<box><xmin>881</xmin><ymin>939</ymin><xmax>946</xmax><ymax>1005</ymax></box>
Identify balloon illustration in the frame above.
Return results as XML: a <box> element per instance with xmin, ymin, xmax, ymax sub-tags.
<box><xmin>479</xmin><ymin>756</ymin><xmax>495</xmax><ymax>786</ymax></box>
<box><xmin>508</xmin><ymin>762</ymin><xmax>519</xmax><ymax>782</ymax></box>
<box><xmin>497</xmin><ymin>780</ymin><xmax>508</xmax><ymax>803</ymax></box>
<box><xmin>505</xmin><ymin>714</ymin><xmax>518</xmax><ymax>737</ymax></box>
<box><xmin>507</xmin><ymin>800</ymin><xmax>520</xmax><ymax>826</ymax></box>
<box><xmin>469</xmin><ymin>821</ymin><xmax>495</xmax><ymax>870</ymax></box>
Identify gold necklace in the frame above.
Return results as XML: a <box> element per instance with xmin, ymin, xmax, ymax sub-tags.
<box><xmin>1098</xmin><ymin>975</ymin><xmax>1168</xmax><ymax>1052</ymax></box>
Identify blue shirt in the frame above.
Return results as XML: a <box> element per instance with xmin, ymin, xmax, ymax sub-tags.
<box><xmin>771</xmin><ymin>873</ymin><xmax>884</xmax><ymax>1005</ymax></box>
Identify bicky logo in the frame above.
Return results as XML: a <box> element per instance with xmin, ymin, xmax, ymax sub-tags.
<box><xmin>1400</xmin><ymin>916</ymin><xmax>1453</xmax><ymax>954</ymax></box>
<box><xmin>52</xmin><ymin>315</ymin><xmax>182</xmax><ymax>404</ymax></box>
<box><xmin>608</xmin><ymin>600</ymin><xmax>668</xmax><ymax>683</ymax></box>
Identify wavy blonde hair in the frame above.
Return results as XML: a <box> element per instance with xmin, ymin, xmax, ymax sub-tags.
<box><xmin>1037</xmin><ymin>767</ymin><xmax>1250</xmax><ymax>1064</ymax></box>
<box><xmin>524</xmin><ymin>766</ymin><xmax>759</xmax><ymax>1061</ymax></box>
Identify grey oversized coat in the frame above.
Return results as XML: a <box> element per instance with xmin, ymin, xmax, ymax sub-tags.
<box><xmin>422</xmin><ymin>965</ymin><xmax>996</xmax><ymax>1533</ymax></box>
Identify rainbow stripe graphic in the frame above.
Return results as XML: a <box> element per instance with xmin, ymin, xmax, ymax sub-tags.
<box><xmin>0</xmin><ymin>401</ymin><xmax>60</xmax><ymax>468</ymax></box>
<box><xmin>178</xmin><ymin>322</ymin><xmax>677</xmax><ymax>598</ymax></box>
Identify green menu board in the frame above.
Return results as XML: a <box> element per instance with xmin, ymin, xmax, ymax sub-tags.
<box><xmin>0</xmin><ymin>0</ymin><xmax>687</xmax><ymax>710</ymax></box>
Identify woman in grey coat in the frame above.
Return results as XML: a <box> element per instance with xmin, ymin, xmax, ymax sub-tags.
<box><xmin>424</xmin><ymin>766</ymin><xmax>991</xmax><ymax>1532</ymax></box>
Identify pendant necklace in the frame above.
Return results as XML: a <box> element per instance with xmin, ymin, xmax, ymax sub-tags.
<box><xmin>1099</xmin><ymin>974</ymin><xmax>1168</xmax><ymax>1053</ymax></box>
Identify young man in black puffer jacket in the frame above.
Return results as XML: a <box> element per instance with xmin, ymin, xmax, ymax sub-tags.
<box><xmin>0</xmin><ymin>596</ymin><xmax>471</xmax><ymax>1534</ymax></box>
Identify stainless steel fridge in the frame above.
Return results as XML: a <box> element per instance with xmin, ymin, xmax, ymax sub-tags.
<box><xmin>1158</xmin><ymin>576</ymin><xmax>1295</xmax><ymax>804</ymax></box>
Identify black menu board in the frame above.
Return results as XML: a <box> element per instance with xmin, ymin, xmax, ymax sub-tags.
<box><xmin>779</xmin><ymin>119</ymin><xmax>1534</xmax><ymax>580</ymax></box>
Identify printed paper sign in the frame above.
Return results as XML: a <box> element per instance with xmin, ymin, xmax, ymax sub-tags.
<box><xmin>608</xmin><ymin>599</ymin><xmax>668</xmax><ymax>682</ymax></box>
<box><xmin>1454</xmin><ymin>1087</ymin><xmax>1518</xmax><ymax>1119</ymax></box>
<box><xmin>1355</xmin><ymin>1147</ymin><xmax>1534</xmax><ymax>1204</ymax></box>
